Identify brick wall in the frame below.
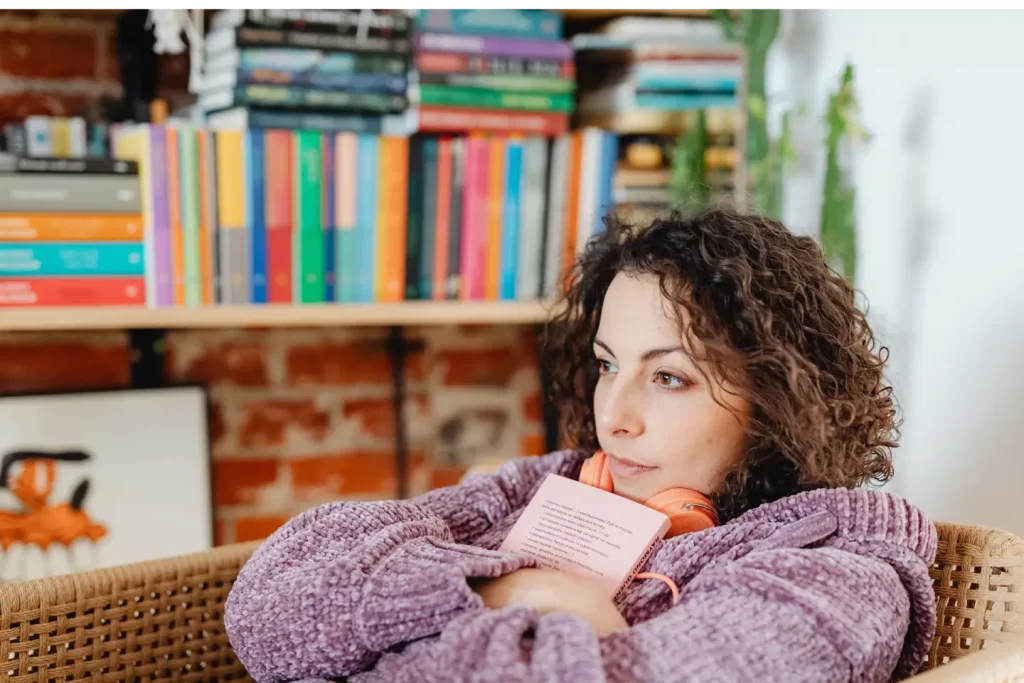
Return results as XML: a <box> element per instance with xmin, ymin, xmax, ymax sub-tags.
<box><xmin>0</xmin><ymin>325</ymin><xmax>547</xmax><ymax>545</ymax></box>
<box><xmin>0</xmin><ymin>9</ymin><xmax>191</xmax><ymax>127</ymax></box>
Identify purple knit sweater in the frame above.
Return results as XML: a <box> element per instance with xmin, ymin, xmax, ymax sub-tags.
<box><xmin>224</xmin><ymin>450</ymin><xmax>938</xmax><ymax>683</ymax></box>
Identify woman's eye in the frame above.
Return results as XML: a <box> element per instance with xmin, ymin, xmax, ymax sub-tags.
<box><xmin>597</xmin><ymin>359</ymin><xmax>616</xmax><ymax>374</ymax></box>
<box><xmin>655</xmin><ymin>372</ymin><xmax>686</xmax><ymax>390</ymax></box>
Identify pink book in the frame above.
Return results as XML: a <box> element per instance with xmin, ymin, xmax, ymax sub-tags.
<box><xmin>500</xmin><ymin>473</ymin><xmax>671</xmax><ymax>600</ymax></box>
<box><xmin>459</xmin><ymin>136</ymin><xmax>489</xmax><ymax>300</ymax></box>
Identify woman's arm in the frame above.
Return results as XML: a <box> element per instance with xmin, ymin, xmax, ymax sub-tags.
<box><xmin>361</xmin><ymin>545</ymin><xmax>928</xmax><ymax>683</ymax></box>
<box><xmin>224</xmin><ymin>451</ymin><xmax>579</xmax><ymax>683</ymax></box>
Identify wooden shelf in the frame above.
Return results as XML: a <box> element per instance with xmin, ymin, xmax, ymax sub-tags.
<box><xmin>0</xmin><ymin>301</ymin><xmax>558</xmax><ymax>332</ymax></box>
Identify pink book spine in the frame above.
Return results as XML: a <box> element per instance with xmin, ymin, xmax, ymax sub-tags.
<box><xmin>460</xmin><ymin>136</ymin><xmax>490</xmax><ymax>300</ymax></box>
<box><xmin>336</xmin><ymin>133</ymin><xmax>357</xmax><ymax>229</ymax></box>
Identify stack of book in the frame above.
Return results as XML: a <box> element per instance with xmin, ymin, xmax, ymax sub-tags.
<box><xmin>3</xmin><ymin>116</ymin><xmax>110</xmax><ymax>159</ymax></box>
<box><xmin>569</xmin><ymin>14</ymin><xmax>742</xmax><ymax>216</ymax></box>
<box><xmin>198</xmin><ymin>9</ymin><xmax>414</xmax><ymax>134</ymax></box>
<box><xmin>413</xmin><ymin>10</ymin><xmax>575</xmax><ymax>136</ymax></box>
<box><xmin>0</xmin><ymin>154</ymin><xmax>145</xmax><ymax>307</ymax></box>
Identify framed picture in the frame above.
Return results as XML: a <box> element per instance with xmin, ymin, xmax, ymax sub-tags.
<box><xmin>0</xmin><ymin>385</ymin><xmax>212</xmax><ymax>581</ymax></box>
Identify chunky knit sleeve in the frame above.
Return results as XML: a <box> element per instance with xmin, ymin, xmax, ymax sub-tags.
<box><xmin>223</xmin><ymin>451</ymin><xmax>580</xmax><ymax>683</ymax></box>
<box><xmin>357</xmin><ymin>544</ymin><xmax>921</xmax><ymax>683</ymax></box>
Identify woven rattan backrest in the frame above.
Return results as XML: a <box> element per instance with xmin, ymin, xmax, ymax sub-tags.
<box><xmin>923</xmin><ymin>522</ymin><xmax>1024</xmax><ymax>670</ymax></box>
<box><xmin>0</xmin><ymin>541</ymin><xmax>259</xmax><ymax>682</ymax></box>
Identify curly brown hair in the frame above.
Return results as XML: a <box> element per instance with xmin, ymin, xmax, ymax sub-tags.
<box><xmin>542</xmin><ymin>209</ymin><xmax>898</xmax><ymax>522</ymax></box>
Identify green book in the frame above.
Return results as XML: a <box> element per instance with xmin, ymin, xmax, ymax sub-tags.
<box><xmin>293</xmin><ymin>130</ymin><xmax>324</xmax><ymax>304</ymax></box>
<box><xmin>178</xmin><ymin>127</ymin><xmax>202</xmax><ymax>307</ymax></box>
<box><xmin>418</xmin><ymin>84</ymin><xmax>573</xmax><ymax>112</ymax></box>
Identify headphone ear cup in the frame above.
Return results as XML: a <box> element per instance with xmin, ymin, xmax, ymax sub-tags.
<box><xmin>644</xmin><ymin>489</ymin><xmax>719</xmax><ymax>538</ymax></box>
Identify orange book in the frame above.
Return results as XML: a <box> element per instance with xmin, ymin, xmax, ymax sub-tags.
<box><xmin>166</xmin><ymin>127</ymin><xmax>185</xmax><ymax>306</ymax></box>
<box><xmin>197</xmin><ymin>130</ymin><xmax>214</xmax><ymax>305</ymax></box>
<box><xmin>499</xmin><ymin>473</ymin><xmax>671</xmax><ymax>601</ymax></box>
<box><xmin>386</xmin><ymin>136</ymin><xmax>409</xmax><ymax>302</ymax></box>
<box><xmin>561</xmin><ymin>132</ymin><xmax>583</xmax><ymax>294</ymax></box>
<box><xmin>0</xmin><ymin>213</ymin><xmax>142</xmax><ymax>241</ymax></box>
<box><xmin>486</xmin><ymin>137</ymin><xmax>504</xmax><ymax>301</ymax></box>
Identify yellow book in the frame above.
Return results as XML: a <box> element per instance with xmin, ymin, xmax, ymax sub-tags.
<box><xmin>486</xmin><ymin>137</ymin><xmax>505</xmax><ymax>301</ymax></box>
<box><xmin>51</xmin><ymin>118</ymin><xmax>71</xmax><ymax>157</ymax></box>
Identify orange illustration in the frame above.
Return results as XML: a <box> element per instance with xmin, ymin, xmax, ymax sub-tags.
<box><xmin>0</xmin><ymin>450</ymin><xmax>107</xmax><ymax>551</ymax></box>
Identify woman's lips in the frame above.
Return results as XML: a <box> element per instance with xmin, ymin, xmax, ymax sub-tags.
<box><xmin>607</xmin><ymin>453</ymin><xmax>658</xmax><ymax>478</ymax></box>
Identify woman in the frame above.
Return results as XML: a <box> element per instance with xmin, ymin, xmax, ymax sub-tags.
<box><xmin>224</xmin><ymin>210</ymin><xmax>937</xmax><ymax>682</ymax></box>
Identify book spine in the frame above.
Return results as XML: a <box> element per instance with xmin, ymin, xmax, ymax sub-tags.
<box><xmin>0</xmin><ymin>214</ymin><xmax>142</xmax><ymax>241</ymax></box>
<box><xmin>419</xmin><ymin>137</ymin><xmax>438</xmax><ymax>301</ymax></box>
<box><xmin>404</xmin><ymin>136</ymin><xmax>425</xmax><ymax>301</ymax></box>
<box><xmin>431</xmin><ymin>137</ymin><xmax>452</xmax><ymax>302</ymax></box>
<box><xmin>516</xmin><ymin>137</ymin><xmax>544</xmax><ymax>301</ymax></box>
<box><xmin>415</xmin><ymin>52</ymin><xmax>573</xmax><ymax>79</ymax></box>
<box><xmin>597</xmin><ymin>132</ymin><xmax>619</xmax><ymax>234</ymax></box>
<box><xmin>385</xmin><ymin>137</ymin><xmax>409</xmax><ymax>302</ymax></box>
<box><xmin>0</xmin><ymin>276</ymin><xmax>146</xmax><ymax>307</ymax></box>
<box><xmin>373</xmin><ymin>137</ymin><xmax>390</xmax><ymax>302</ymax></box>
<box><xmin>500</xmin><ymin>138</ymin><xmax>522</xmax><ymax>301</ymax></box>
<box><xmin>165</xmin><ymin>128</ymin><xmax>186</xmax><ymax>306</ymax></box>
<box><xmin>335</xmin><ymin>132</ymin><xmax>358</xmax><ymax>303</ymax></box>
<box><xmin>322</xmin><ymin>132</ymin><xmax>336</xmax><ymax>301</ymax></box>
<box><xmin>0</xmin><ymin>243</ymin><xmax>145</xmax><ymax>276</ymax></box>
<box><xmin>215</xmin><ymin>130</ymin><xmax>248</xmax><ymax>305</ymax></box>
<box><xmin>576</xmin><ymin>128</ymin><xmax>602</xmax><ymax>255</ymax></box>
<box><xmin>418</xmin><ymin>85</ymin><xmax>573</xmax><ymax>112</ymax></box>
<box><xmin>446</xmin><ymin>137</ymin><xmax>465</xmax><ymax>300</ymax></box>
<box><xmin>196</xmin><ymin>130</ymin><xmax>217</xmax><ymax>305</ymax></box>
<box><xmin>235</xmin><ymin>26</ymin><xmax>412</xmax><ymax>55</ymax></box>
<box><xmin>416</xmin><ymin>9</ymin><xmax>562</xmax><ymax>40</ymax></box>
<box><xmin>245</xmin><ymin>129</ymin><xmax>268</xmax><ymax>304</ymax></box>
<box><xmin>233</xmin><ymin>8</ymin><xmax>412</xmax><ymax>35</ymax></box>
<box><xmin>415</xmin><ymin>32</ymin><xmax>573</xmax><ymax>60</ymax></box>
<box><xmin>179</xmin><ymin>128</ymin><xmax>202</xmax><ymax>306</ymax></box>
<box><xmin>236</xmin><ymin>109</ymin><xmax>386</xmax><ymax>133</ymax></box>
<box><xmin>227</xmin><ymin>84</ymin><xmax>407</xmax><ymax>114</ymax></box>
<box><xmin>354</xmin><ymin>134</ymin><xmax>378</xmax><ymax>303</ymax></box>
<box><xmin>542</xmin><ymin>135</ymin><xmax>570</xmax><ymax>299</ymax></box>
<box><xmin>235</xmin><ymin>68</ymin><xmax>408</xmax><ymax>94</ymax></box>
<box><xmin>458</xmin><ymin>136</ymin><xmax>481</xmax><ymax>301</ymax></box>
<box><xmin>417</xmin><ymin>71</ymin><xmax>574</xmax><ymax>94</ymax></box>
<box><xmin>560</xmin><ymin>131</ymin><xmax>583</xmax><ymax>293</ymax></box>
<box><xmin>265</xmin><ymin>130</ymin><xmax>293</xmax><ymax>304</ymax></box>
<box><xmin>0</xmin><ymin>174</ymin><xmax>141</xmax><ymax>213</ymax></box>
<box><xmin>485</xmin><ymin>137</ymin><xmax>504</xmax><ymax>301</ymax></box>
<box><xmin>417</xmin><ymin>106</ymin><xmax>569</xmax><ymax>136</ymax></box>
<box><xmin>237</xmin><ymin>49</ymin><xmax>409</xmax><ymax>75</ymax></box>
<box><xmin>6</xmin><ymin>157</ymin><xmax>138</xmax><ymax>175</ymax></box>
<box><xmin>614</xmin><ymin>538</ymin><xmax>662</xmax><ymax>603</ymax></box>
<box><xmin>294</xmin><ymin>130</ymin><xmax>324</xmax><ymax>304</ymax></box>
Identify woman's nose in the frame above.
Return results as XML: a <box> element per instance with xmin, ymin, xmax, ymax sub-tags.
<box><xmin>600</xmin><ymin>378</ymin><xmax>644</xmax><ymax>438</ymax></box>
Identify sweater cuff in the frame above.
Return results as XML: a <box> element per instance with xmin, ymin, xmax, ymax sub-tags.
<box><xmin>357</xmin><ymin>536</ymin><xmax>535</xmax><ymax>651</ymax></box>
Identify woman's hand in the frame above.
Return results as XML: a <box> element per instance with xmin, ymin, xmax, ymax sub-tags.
<box><xmin>471</xmin><ymin>568</ymin><xmax>628</xmax><ymax>637</ymax></box>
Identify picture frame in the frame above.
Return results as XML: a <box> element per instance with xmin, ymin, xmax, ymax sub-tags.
<box><xmin>0</xmin><ymin>384</ymin><xmax>213</xmax><ymax>581</ymax></box>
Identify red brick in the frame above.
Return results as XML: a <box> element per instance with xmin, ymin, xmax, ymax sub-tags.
<box><xmin>100</xmin><ymin>29</ymin><xmax>119</xmax><ymax>81</ymax></box>
<box><xmin>209</xmin><ymin>400</ymin><xmax>226</xmax><ymax>448</ymax></box>
<box><xmin>437</xmin><ymin>347</ymin><xmax>519</xmax><ymax>386</ymax></box>
<box><xmin>0</xmin><ymin>340</ymin><xmax>128</xmax><ymax>392</ymax></box>
<box><xmin>235</xmin><ymin>515</ymin><xmax>290</xmax><ymax>543</ymax></box>
<box><xmin>342</xmin><ymin>394</ymin><xmax>427</xmax><ymax>439</ymax></box>
<box><xmin>287</xmin><ymin>340</ymin><xmax>392</xmax><ymax>385</ymax></box>
<box><xmin>239</xmin><ymin>399</ymin><xmax>329</xmax><ymax>447</ymax></box>
<box><xmin>213</xmin><ymin>458</ymin><xmax>279</xmax><ymax>506</ymax></box>
<box><xmin>406</xmin><ymin>347</ymin><xmax>427</xmax><ymax>382</ymax></box>
<box><xmin>173</xmin><ymin>342</ymin><xmax>268</xmax><ymax>387</ymax></box>
<box><xmin>0</xmin><ymin>92</ymin><xmax>93</xmax><ymax>128</ymax></box>
<box><xmin>524</xmin><ymin>393</ymin><xmax>543</xmax><ymax>422</ymax></box>
<box><xmin>0</xmin><ymin>28</ymin><xmax>99</xmax><ymax>80</ymax></box>
<box><xmin>521</xmin><ymin>433</ymin><xmax>546</xmax><ymax>457</ymax></box>
<box><xmin>290</xmin><ymin>452</ymin><xmax>396</xmax><ymax>498</ymax></box>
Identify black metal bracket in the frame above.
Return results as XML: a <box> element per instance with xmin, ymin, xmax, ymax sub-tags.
<box><xmin>385</xmin><ymin>326</ymin><xmax>425</xmax><ymax>499</ymax></box>
<box><xmin>128</xmin><ymin>328</ymin><xmax>167</xmax><ymax>389</ymax></box>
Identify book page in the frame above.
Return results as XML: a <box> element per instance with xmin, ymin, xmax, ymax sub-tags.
<box><xmin>499</xmin><ymin>473</ymin><xmax>670</xmax><ymax>596</ymax></box>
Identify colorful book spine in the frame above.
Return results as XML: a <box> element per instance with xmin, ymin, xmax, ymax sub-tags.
<box><xmin>446</xmin><ymin>137</ymin><xmax>465</xmax><ymax>300</ymax></box>
<box><xmin>431</xmin><ymin>137</ymin><xmax>452</xmax><ymax>301</ymax></box>
<box><xmin>404</xmin><ymin>137</ymin><xmax>425</xmax><ymax>300</ymax></box>
<box><xmin>459</xmin><ymin>136</ymin><xmax>488</xmax><ymax>301</ymax></box>
<box><xmin>334</xmin><ymin>132</ymin><xmax>358</xmax><ymax>302</ymax></box>
<box><xmin>354</xmin><ymin>134</ymin><xmax>378</xmax><ymax>303</ymax></box>
<box><xmin>419</xmin><ymin>137</ymin><xmax>439</xmax><ymax>301</ymax></box>
<box><xmin>265</xmin><ymin>130</ymin><xmax>293</xmax><ymax>304</ymax></box>
<box><xmin>384</xmin><ymin>137</ymin><xmax>409</xmax><ymax>302</ymax></box>
<box><xmin>0</xmin><ymin>214</ymin><xmax>142</xmax><ymax>241</ymax></box>
<box><xmin>0</xmin><ymin>243</ymin><xmax>144</xmax><ymax>276</ymax></box>
<box><xmin>0</xmin><ymin>276</ymin><xmax>146</xmax><ymax>307</ymax></box>
<box><xmin>245</xmin><ymin>129</ymin><xmax>268</xmax><ymax>303</ymax></box>
<box><xmin>416</xmin><ymin>9</ymin><xmax>563</xmax><ymax>40</ymax></box>
<box><xmin>197</xmin><ymin>130</ymin><xmax>218</xmax><ymax>305</ymax></box>
<box><xmin>293</xmin><ymin>130</ymin><xmax>324</xmax><ymax>304</ymax></box>
<box><xmin>322</xmin><ymin>133</ymin><xmax>336</xmax><ymax>302</ymax></box>
<box><xmin>485</xmin><ymin>137</ymin><xmax>504</xmax><ymax>300</ymax></box>
<box><xmin>418</xmin><ymin>85</ymin><xmax>573</xmax><ymax>112</ymax></box>
<box><xmin>215</xmin><ymin>130</ymin><xmax>249</xmax><ymax>304</ymax></box>
<box><xmin>415</xmin><ymin>32</ymin><xmax>573</xmax><ymax>60</ymax></box>
<box><xmin>500</xmin><ymin>138</ymin><xmax>523</xmax><ymax>301</ymax></box>
<box><xmin>417</xmin><ymin>106</ymin><xmax>569</xmax><ymax>136</ymax></box>
<box><xmin>178</xmin><ymin>127</ymin><xmax>202</xmax><ymax>306</ymax></box>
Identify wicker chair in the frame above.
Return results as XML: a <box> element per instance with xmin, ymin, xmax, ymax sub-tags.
<box><xmin>1</xmin><ymin>522</ymin><xmax>1023</xmax><ymax>682</ymax></box>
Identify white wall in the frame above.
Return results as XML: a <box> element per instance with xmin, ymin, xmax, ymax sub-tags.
<box><xmin>769</xmin><ymin>10</ymin><xmax>1024</xmax><ymax>535</ymax></box>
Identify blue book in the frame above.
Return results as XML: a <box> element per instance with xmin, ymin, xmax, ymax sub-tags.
<box><xmin>322</xmin><ymin>132</ymin><xmax>336</xmax><ymax>302</ymax></box>
<box><xmin>499</xmin><ymin>139</ymin><xmax>523</xmax><ymax>301</ymax></box>
<box><xmin>354</xmin><ymin>134</ymin><xmax>378</xmax><ymax>303</ymax></box>
<box><xmin>244</xmin><ymin>129</ymin><xmax>268</xmax><ymax>303</ymax></box>
<box><xmin>417</xmin><ymin>9</ymin><xmax>562</xmax><ymax>40</ymax></box>
<box><xmin>419</xmin><ymin>138</ymin><xmax>439</xmax><ymax>300</ymax></box>
<box><xmin>596</xmin><ymin>132</ymin><xmax>619</xmax><ymax>234</ymax></box>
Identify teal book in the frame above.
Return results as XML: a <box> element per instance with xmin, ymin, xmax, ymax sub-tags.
<box><xmin>0</xmin><ymin>243</ymin><xmax>145</xmax><ymax>276</ymax></box>
<box><xmin>293</xmin><ymin>130</ymin><xmax>324</xmax><ymax>303</ymax></box>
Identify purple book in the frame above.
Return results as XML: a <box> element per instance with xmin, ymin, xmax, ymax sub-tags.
<box><xmin>148</xmin><ymin>125</ymin><xmax>173</xmax><ymax>307</ymax></box>
<box><xmin>415</xmin><ymin>32</ymin><xmax>573</xmax><ymax>61</ymax></box>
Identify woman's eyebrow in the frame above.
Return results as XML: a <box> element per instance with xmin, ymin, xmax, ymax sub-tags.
<box><xmin>594</xmin><ymin>338</ymin><xmax>685</xmax><ymax>362</ymax></box>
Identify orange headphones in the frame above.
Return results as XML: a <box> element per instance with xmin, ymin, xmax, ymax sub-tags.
<box><xmin>579</xmin><ymin>451</ymin><xmax>719</xmax><ymax>603</ymax></box>
<box><xmin>578</xmin><ymin>450</ymin><xmax>720</xmax><ymax>538</ymax></box>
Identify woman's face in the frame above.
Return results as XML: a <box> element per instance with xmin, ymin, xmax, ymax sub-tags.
<box><xmin>592</xmin><ymin>272</ymin><xmax>750</xmax><ymax>504</ymax></box>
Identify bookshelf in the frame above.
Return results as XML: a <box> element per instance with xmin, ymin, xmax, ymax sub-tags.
<box><xmin>0</xmin><ymin>301</ymin><xmax>557</xmax><ymax>332</ymax></box>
